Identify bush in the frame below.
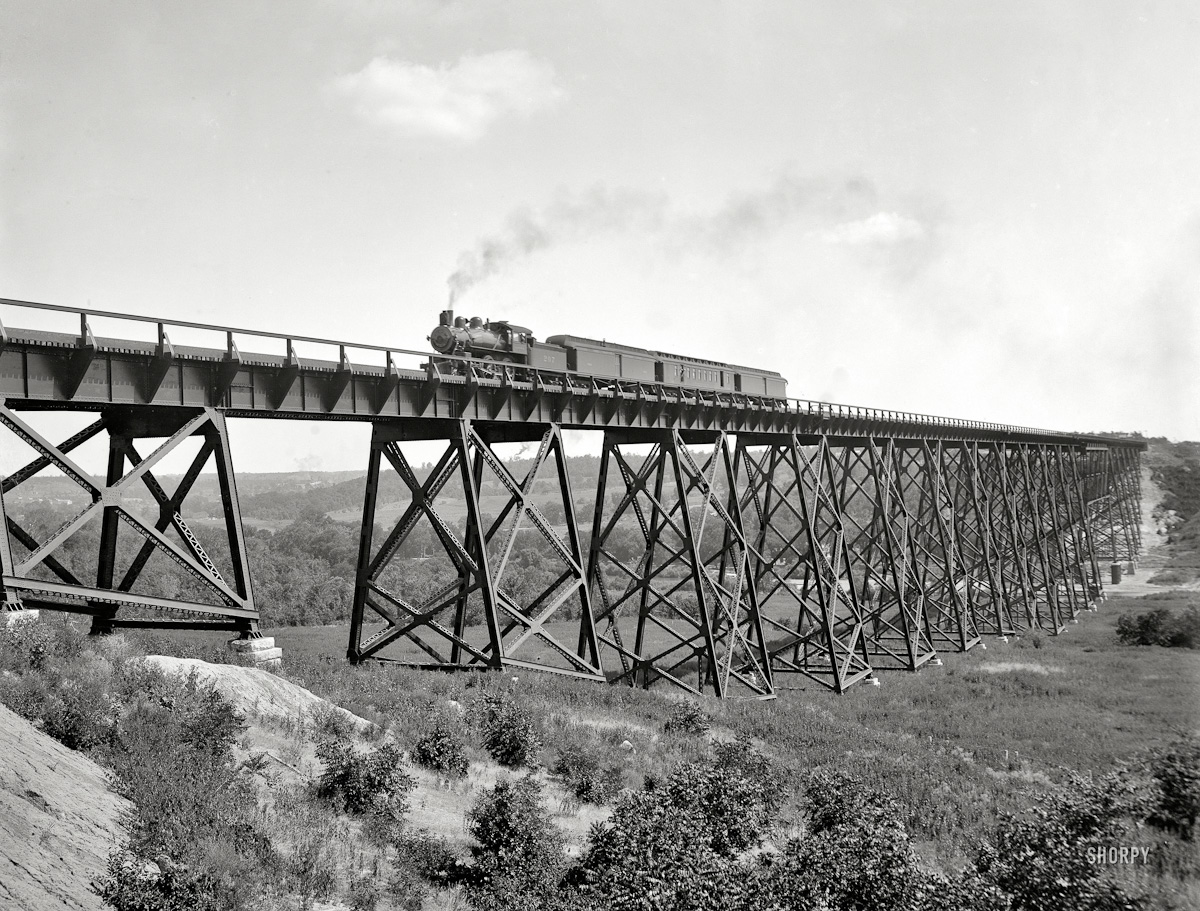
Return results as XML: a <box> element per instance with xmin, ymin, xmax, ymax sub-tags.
<box><xmin>413</xmin><ymin>722</ymin><xmax>469</xmax><ymax>778</ymax></box>
<box><xmin>662</xmin><ymin>701</ymin><xmax>710</xmax><ymax>736</ymax></box>
<box><xmin>315</xmin><ymin>738</ymin><xmax>415</xmax><ymax>825</ymax></box>
<box><xmin>92</xmin><ymin>850</ymin><xmax>229</xmax><ymax>911</ymax></box>
<box><xmin>41</xmin><ymin>672</ymin><xmax>120</xmax><ymax>751</ymax></box>
<box><xmin>1115</xmin><ymin>606</ymin><xmax>1200</xmax><ymax>648</ymax></box>
<box><xmin>101</xmin><ymin>672</ymin><xmax>273</xmax><ymax>910</ymax></box>
<box><xmin>553</xmin><ymin>746</ymin><xmax>622</xmax><ymax>805</ymax></box>
<box><xmin>569</xmin><ymin>761</ymin><xmax>775</xmax><ymax>909</ymax></box>
<box><xmin>744</xmin><ymin>772</ymin><xmax>939</xmax><ymax>911</ymax></box>
<box><xmin>393</xmin><ymin>829</ymin><xmax>465</xmax><ymax>889</ymax></box>
<box><xmin>386</xmin><ymin>865</ymin><xmax>428</xmax><ymax>911</ymax></box>
<box><xmin>348</xmin><ymin>873</ymin><xmax>381</xmax><ymax>911</ymax></box>
<box><xmin>0</xmin><ymin>616</ymin><xmax>54</xmax><ymax>671</ymax></box>
<box><xmin>465</xmin><ymin>776</ymin><xmax>565</xmax><ymax>911</ymax></box>
<box><xmin>971</xmin><ymin>771</ymin><xmax>1149</xmax><ymax>911</ymax></box>
<box><xmin>713</xmin><ymin>735</ymin><xmax>786</xmax><ymax>824</ymax></box>
<box><xmin>481</xmin><ymin>695</ymin><xmax>542</xmax><ymax>768</ymax></box>
<box><xmin>1147</xmin><ymin>733</ymin><xmax>1200</xmax><ymax>840</ymax></box>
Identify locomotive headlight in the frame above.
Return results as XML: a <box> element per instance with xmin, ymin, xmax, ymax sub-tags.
<box><xmin>430</xmin><ymin>324</ymin><xmax>459</xmax><ymax>354</ymax></box>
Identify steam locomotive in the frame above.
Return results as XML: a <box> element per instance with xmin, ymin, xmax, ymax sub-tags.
<box><xmin>429</xmin><ymin>309</ymin><xmax>787</xmax><ymax>398</ymax></box>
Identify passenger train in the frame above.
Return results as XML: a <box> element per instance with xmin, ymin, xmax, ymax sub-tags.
<box><xmin>428</xmin><ymin>309</ymin><xmax>787</xmax><ymax>398</ymax></box>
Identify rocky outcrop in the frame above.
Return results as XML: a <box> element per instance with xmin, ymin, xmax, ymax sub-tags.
<box><xmin>0</xmin><ymin>703</ymin><xmax>130</xmax><ymax>911</ymax></box>
<box><xmin>140</xmin><ymin>655</ymin><xmax>375</xmax><ymax>734</ymax></box>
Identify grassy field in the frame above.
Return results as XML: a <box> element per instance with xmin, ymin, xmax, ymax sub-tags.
<box><xmin>30</xmin><ymin>580</ymin><xmax>1186</xmax><ymax>909</ymax></box>
<box><xmin>253</xmin><ymin>592</ymin><xmax>1200</xmax><ymax>758</ymax></box>
<box><xmin>152</xmin><ymin>589</ymin><xmax>1198</xmax><ymax>848</ymax></box>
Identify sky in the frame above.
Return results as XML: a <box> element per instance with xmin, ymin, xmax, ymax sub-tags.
<box><xmin>1</xmin><ymin>1</ymin><xmax>1198</xmax><ymax>473</ymax></box>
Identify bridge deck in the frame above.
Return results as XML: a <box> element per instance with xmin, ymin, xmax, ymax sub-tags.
<box><xmin>0</xmin><ymin>301</ymin><xmax>1142</xmax><ymax>449</ymax></box>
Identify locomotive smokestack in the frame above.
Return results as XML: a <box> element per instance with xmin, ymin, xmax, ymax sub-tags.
<box><xmin>439</xmin><ymin>309</ymin><xmax>454</xmax><ymax>327</ymax></box>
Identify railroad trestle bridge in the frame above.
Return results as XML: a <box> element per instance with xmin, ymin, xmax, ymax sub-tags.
<box><xmin>0</xmin><ymin>299</ymin><xmax>1144</xmax><ymax>698</ymax></box>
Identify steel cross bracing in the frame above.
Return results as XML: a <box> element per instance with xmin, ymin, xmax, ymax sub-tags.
<box><xmin>0</xmin><ymin>299</ymin><xmax>1147</xmax><ymax>696</ymax></box>
<box><xmin>0</xmin><ymin>404</ymin><xmax>256</xmax><ymax>632</ymax></box>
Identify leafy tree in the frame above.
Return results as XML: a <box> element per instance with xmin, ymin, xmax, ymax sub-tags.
<box><xmin>413</xmin><ymin>721</ymin><xmax>470</xmax><ymax>778</ymax></box>
<box><xmin>740</xmin><ymin>770</ymin><xmax>939</xmax><ymax>911</ymax></box>
<box><xmin>465</xmin><ymin>776</ymin><xmax>565</xmax><ymax>911</ymax></box>
<box><xmin>315</xmin><ymin>738</ymin><xmax>414</xmax><ymax>819</ymax></box>
<box><xmin>569</xmin><ymin>762</ymin><xmax>774</xmax><ymax>910</ymax></box>
<box><xmin>481</xmin><ymin>695</ymin><xmax>542</xmax><ymax>768</ymax></box>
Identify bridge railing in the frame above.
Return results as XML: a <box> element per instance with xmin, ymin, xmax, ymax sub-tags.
<box><xmin>0</xmin><ymin>296</ymin><xmax>1115</xmax><ymax>443</ymax></box>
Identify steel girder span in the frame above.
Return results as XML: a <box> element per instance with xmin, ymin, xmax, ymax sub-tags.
<box><xmin>0</xmin><ymin>300</ymin><xmax>1145</xmax><ymax>696</ymax></box>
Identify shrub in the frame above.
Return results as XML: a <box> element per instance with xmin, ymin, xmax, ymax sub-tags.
<box><xmin>662</xmin><ymin>700</ymin><xmax>710</xmax><ymax>736</ymax></box>
<box><xmin>1115</xmin><ymin>607</ymin><xmax>1200</xmax><ymax>648</ymax></box>
<box><xmin>712</xmin><ymin>735</ymin><xmax>786</xmax><ymax>823</ymax></box>
<box><xmin>1147</xmin><ymin>733</ymin><xmax>1200</xmax><ymax>840</ymax></box>
<box><xmin>348</xmin><ymin>873</ymin><xmax>381</xmax><ymax>911</ymax></box>
<box><xmin>744</xmin><ymin>770</ymin><xmax>940</xmax><ymax>911</ymax></box>
<box><xmin>465</xmin><ymin>776</ymin><xmax>565</xmax><ymax>911</ymax></box>
<box><xmin>267</xmin><ymin>788</ymin><xmax>341</xmax><ymax>906</ymax></box>
<box><xmin>413</xmin><ymin>722</ymin><xmax>470</xmax><ymax>778</ymax></box>
<box><xmin>92</xmin><ymin>850</ymin><xmax>228</xmax><ymax>911</ymax></box>
<box><xmin>385</xmin><ymin>866</ymin><xmax>428</xmax><ymax>911</ymax></box>
<box><xmin>101</xmin><ymin>674</ymin><xmax>272</xmax><ymax>910</ymax></box>
<box><xmin>0</xmin><ymin>615</ymin><xmax>53</xmax><ymax>671</ymax></box>
<box><xmin>41</xmin><ymin>672</ymin><xmax>120</xmax><ymax>751</ymax></box>
<box><xmin>553</xmin><ymin>746</ymin><xmax>622</xmax><ymax>805</ymax></box>
<box><xmin>315</xmin><ymin>739</ymin><xmax>415</xmax><ymax>824</ymax></box>
<box><xmin>569</xmin><ymin>763</ymin><xmax>765</xmax><ymax>910</ymax></box>
<box><xmin>805</xmin><ymin>768</ymin><xmax>903</xmax><ymax>835</ymax></box>
<box><xmin>971</xmin><ymin>771</ymin><xmax>1149</xmax><ymax>911</ymax></box>
<box><xmin>746</xmin><ymin>797</ymin><xmax>936</xmax><ymax>911</ymax></box>
<box><xmin>393</xmin><ymin>829</ymin><xmax>465</xmax><ymax>889</ymax></box>
<box><xmin>481</xmin><ymin>695</ymin><xmax>542</xmax><ymax>768</ymax></box>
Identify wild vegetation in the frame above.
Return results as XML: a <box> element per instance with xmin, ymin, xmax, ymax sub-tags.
<box><xmin>1116</xmin><ymin>597</ymin><xmax>1200</xmax><ymax>649</ymax></box>
<box><xmin>10</xmin><ymin>590</ymin><xmax>1195</xmax><ymax>910</ymax></box>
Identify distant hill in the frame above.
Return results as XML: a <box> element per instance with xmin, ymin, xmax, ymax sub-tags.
<box><xmin>4</xmin><ymin>455</ymin><xmax>608</xmax><ymax>525</ymax></box>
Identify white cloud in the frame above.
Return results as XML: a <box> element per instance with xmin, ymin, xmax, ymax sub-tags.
<box><xmin>332</xmin><ymin>51</ymin><xmax>564</xmax><ymax>141</ymax></box>
<box><xmin>818</xmin><ymin>211</ymin><xmax>925</xmax><ymax>245</ymax></box>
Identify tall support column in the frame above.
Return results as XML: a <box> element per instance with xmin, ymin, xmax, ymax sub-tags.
<box><xmin>893</xmin><ymin>441</ymin><xmax>979</xmax><ymax>652</ymax></box>
<box><xmin>1032</xmin><ymin>447</ymin><xmax>1076</xmax><ymax>621</ymax></box>
<box><xmin>836</xmin><ymin>438</ymin><xmax>935</xmax><ymax>671</ymax></box>
<box><xmin>736</xmin><ymin>434</ymin><xmax>872</xmax><ymax>692</ymax></box>
<box><xmin>957</xmin><ymin>441</ymin><xmax>1014</xmax><ymax>637</ymax></box>
<box><xmin>927</xmin><ymin>440</ymin><xmax>980</xmax><ymax>650</ymax></box>
<box><xmin>209</xmin><ymin>410</ymin><xmax>256</xmax><ymax>632</ymax></box>
<box><xmin>0</xmin><ymin>405</ymin><xmax>257</xmax><ymax>632</ymax></box>
<box><xmin>348</xmin><ymin>419</ymin><xmax>603</xmax><ymax>680</ymax></box>
<box><xmin>1043</xmin><ymin>446</ymin><xmax>1093</xmax><ymax>617</ymax></box>
<box><xmin>1112</xmin><ymin>448</ymin><xmax>1143</xmax><ymax>568</ymax></box>
<box><xmin>89</xmin><ymin>434</ymin><xmax>128</xmax><ymax>634</ymax></box>
<box><xmin>1060</xmin><ymin>447</ymin><xmax>1101</xmax><ymax>605</ymax></box>
<box><xmin>587</xmin><ymin>430</ymin><xmax>773</xmax><ymax>698</ymax></box>
<box><xmin>1070</xmin><ymin>446</ymin><xmax>1104</xmax><ymax>602</ymax></box>
<box><xmin>992</xmin><ymin>444</ymin><xmax>1039</xmax><ymax>629</ymax></box>
<box><xmin>1013</xmin><ymin>444</ymin><xmax>1064</xmax><ymax>630</ymax></box>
